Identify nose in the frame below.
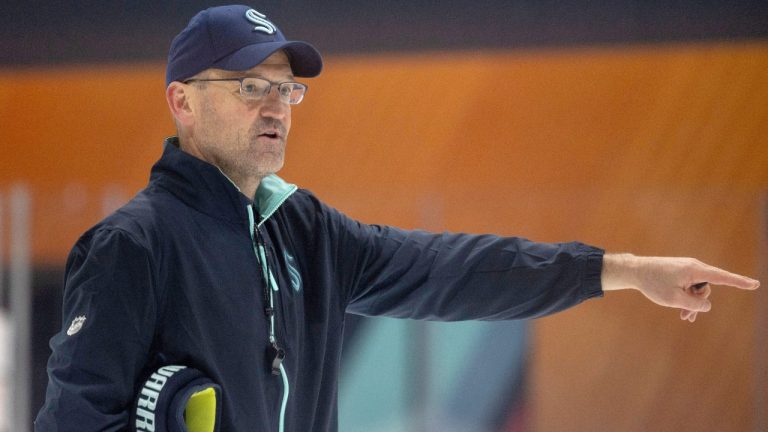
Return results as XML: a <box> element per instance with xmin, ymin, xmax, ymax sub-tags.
<box><xmin>258</xmin><ymin>87</ymin><xmax>289</xmax><ymax>120</ymax></box>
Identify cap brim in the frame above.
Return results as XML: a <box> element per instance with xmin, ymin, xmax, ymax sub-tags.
<box><xmin>211</xmin><ymin>40</ymin><xmax>323</xmax><ymax>78</ymax></box>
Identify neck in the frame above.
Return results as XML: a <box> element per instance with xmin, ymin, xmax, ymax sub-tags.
<box><xmin>224</xmin><ymin>173</ymin><xmax>261</xmax><ymax>202</ymax></box>
<box><xmin>175</xmin><ymin>135</ymin><xmax>262</xmax><ymax>201</ymax></box>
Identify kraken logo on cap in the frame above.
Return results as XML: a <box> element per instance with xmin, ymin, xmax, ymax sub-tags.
<box><xmin>245</xmin><ymin>9</ymin><xmax>276</xmax><ymax>35</ymax></box>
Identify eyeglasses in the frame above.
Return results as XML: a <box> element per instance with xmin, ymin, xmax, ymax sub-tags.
<box><xmin>184</xmin><ymin>77</ymin><xmax>308</xmax><ymax>105</ymax></box>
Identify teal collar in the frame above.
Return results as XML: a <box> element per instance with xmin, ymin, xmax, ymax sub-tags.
<box><xmin>254</xmin><ymin>175</ymin><xmax>298</xmax><ymax>225</ymax></box>
<box><xmin>152</xmin><ymin>138</ymin><xmax>298</xmax><ymax>227</ymax></box>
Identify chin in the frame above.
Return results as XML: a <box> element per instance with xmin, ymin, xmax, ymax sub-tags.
<box><xmin>255</xmin><ymin>159</ymin><xmax>285</xmax><ymax>177</ymax></box>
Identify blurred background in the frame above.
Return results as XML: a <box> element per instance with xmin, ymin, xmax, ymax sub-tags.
<box><xmin>1</xmin><ymin>1</ymin><xmax>767</xmax><ymax>431</ymax></box>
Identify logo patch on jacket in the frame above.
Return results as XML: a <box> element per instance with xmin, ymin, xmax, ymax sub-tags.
<box><xmin>283</xmin><ymin>251</ymin><xmax>302</xmax><ymax>292</ymax></box>
<box><xmin>67</xmin><ymin>316</ymin><xmax>86</xmax><ymax>336</ymax></box>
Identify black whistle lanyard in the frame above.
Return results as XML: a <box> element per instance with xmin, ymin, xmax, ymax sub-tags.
<box><xmin>253</xmin><ymin>223</ymin><xmax>286</xmax><ymax>376</ymax></box>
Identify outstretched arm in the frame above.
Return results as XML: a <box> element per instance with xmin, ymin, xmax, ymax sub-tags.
<box><xmin>601</xmin><ymin>253</ymin><xmax>760</xmax><ymax>322</ymax></box>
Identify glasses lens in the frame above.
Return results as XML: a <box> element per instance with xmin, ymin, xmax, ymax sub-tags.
<box><xmin>281</xmin><ymin>83</ymin><xmax>307</xmax><ymax>105</ymax></box>
<box><xmin>240</xmin><ymin>79</ymin><xmax>306</xmax><ymax>104</ymax></box>
<box><xmin>241</xmin><ymin>78</ymin><xmax>271</xmax><ymax>98</ymax></box>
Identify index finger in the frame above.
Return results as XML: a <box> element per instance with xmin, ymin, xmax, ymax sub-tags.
<box><xmin>696</xmin><ymin>264</ymin><xmax>760</xmax><ymax>290</ymax></box>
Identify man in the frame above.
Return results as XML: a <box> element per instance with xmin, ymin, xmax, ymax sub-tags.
<box><xmin>35</xmin><ymin>5</ymin><xmax>759</xmax><ymax>432</ymax></box>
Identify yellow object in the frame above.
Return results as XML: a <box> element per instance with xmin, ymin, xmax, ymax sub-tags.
<box><xmin>185</xmin><ymin>387</ymin><xmax>217</xmax><ymax>432</ymax></box>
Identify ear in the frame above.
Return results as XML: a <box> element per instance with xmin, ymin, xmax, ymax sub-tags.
<box><xmin>166</xmin><ymin>82</ymin><xmax>195</xmax><ymax>128</ymax></box>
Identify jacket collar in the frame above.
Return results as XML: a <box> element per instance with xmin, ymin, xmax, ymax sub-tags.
<box><xmin>150</xmin><ymin>137</ymin><xmax>297</xmax><ymax>225</ymax></box>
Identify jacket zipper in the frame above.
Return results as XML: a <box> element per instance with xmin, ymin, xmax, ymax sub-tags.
<box><xmin>247</xmin><ymin>204</ymin><xmax>290</xmax><ymax>432</ymax></box>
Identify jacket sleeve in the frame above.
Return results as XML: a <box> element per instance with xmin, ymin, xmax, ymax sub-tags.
<box><xmin>35</xmin><ymin>227</ymin><xmax>157</xmax><ymax>431</ymax></box>
<box><xmin>325</xmin><ymin>205</ymin><xmax>605</xmax><ymax>321</ymax></box>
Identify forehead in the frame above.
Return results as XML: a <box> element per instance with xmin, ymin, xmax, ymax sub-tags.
<box><xmin>210</xmin><ymin>50</ymin><xmax>293</xmax><ymax>78</ymax></box>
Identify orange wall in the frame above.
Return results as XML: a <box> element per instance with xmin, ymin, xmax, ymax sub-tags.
<box><xmin>2</xmin><ymin>41</ymin><xmax>767</xmax><ymax>431</ymax></box>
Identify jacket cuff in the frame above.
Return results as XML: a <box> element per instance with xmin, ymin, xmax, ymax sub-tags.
<box><xmin>580</xmin><ymin>246</ymin><xmax>605</xmax><ymax>301</ymax></box>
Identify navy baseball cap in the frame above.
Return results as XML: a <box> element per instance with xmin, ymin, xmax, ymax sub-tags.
<box><xmin>166</xmin><ymin>5</ymin><xmax>322</xmax><ymax>86</ymax></box>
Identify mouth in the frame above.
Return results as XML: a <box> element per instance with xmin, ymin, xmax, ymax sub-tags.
<box><xmin>258</xmin><ymin>130</ymin><xmax>281</xmax><ymax>140</ymax></box>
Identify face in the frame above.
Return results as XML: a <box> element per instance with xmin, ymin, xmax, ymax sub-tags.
<box><xmin>185</xmin><ymin>51</ymin><xmax>293</xmax><ymax>188</ymax></box>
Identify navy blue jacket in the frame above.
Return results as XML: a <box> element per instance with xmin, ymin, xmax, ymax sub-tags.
<box><xmin>36</xmin><ymin>138</ymin><xmax>604</xmax><ymax>431</ymax></box>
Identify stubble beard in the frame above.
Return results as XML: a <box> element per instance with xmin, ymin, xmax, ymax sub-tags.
<box><xmin>197</xmin><ymin>116</ymin><xmax>288</xmax><ymax>186</ymax></box>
